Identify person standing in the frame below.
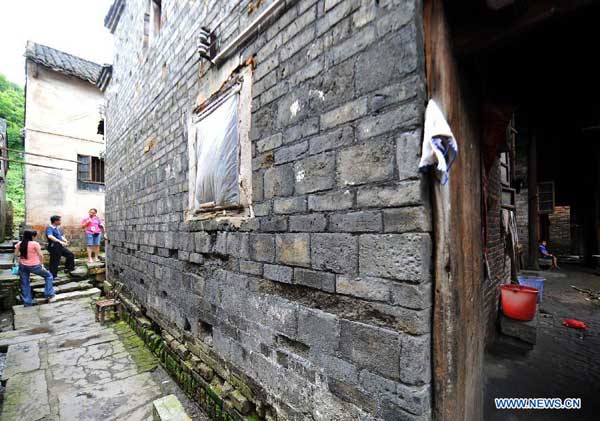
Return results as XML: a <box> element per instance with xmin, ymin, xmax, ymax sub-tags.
<box><xmin>15</xmin><ymin>229</ymin><xmax>55</xmax><ymax>306</ymax></box>
<box><xmin>46</xmin><ymin>215</ymin><xmax>75</xmax><ymax>278</ymax></box>
<box><xmin>81</xmin><ymin>208</ymin><xmax>104</xmax><ymax>263</ymax></box>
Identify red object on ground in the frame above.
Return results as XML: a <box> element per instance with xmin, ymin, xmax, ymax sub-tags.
<box><xmin>500</xmin><ymin>284</ymin><xmax>539</xmax><ymax>321</ymax></box>
<box><xmin>562</xmin><ymin>319</ymin><xmax>589</xmax><ymax>330</ymax></box>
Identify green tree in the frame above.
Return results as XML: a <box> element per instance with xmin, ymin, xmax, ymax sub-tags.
<box><xmin>0</xmin><ymin>73</ymin><xmax>25</xmax><ymax>228</ymax></box>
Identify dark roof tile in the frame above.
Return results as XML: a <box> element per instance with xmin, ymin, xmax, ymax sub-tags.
<box><xmin>25</xmin><ymin>42</ymin><xmax>103</xmax><ymax>86</ymax></box>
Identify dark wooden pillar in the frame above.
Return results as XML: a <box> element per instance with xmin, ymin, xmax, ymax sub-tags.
<box><xmin>528</xmin><ymin>133</ymin><xmax>540</xmax><ymax>269</ymax></box>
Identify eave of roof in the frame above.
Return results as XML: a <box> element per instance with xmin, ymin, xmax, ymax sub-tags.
<box><xmin>104</xmin><ymin>0</ymin><xmax>126</xmax><ymax>33</ymax></box>
<box><xmin>25</xmin><ymin>41</ymin><xmax>104</xmax><ymax>86</ymax></box>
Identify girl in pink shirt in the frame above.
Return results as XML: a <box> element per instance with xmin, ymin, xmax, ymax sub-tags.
<box><xmin>82</xmin><ymin>208</ymin><xmax>104</xmax><ymax>263</ymax></box>
<box><xmin>15</xmin><ymin>229</ymin><xmax>55</xmax><ymax>306</ymax></box>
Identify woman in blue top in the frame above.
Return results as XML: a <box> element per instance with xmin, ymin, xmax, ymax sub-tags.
<box><xmin>539</xmin><ymin>240</ymin><xmax>559</xmax><ymax>270</ymax></box>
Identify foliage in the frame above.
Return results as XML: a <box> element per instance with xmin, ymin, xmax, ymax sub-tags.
<box><xmin>0</xmin><ymin>73</ymin><xmax>25</xmax><ymax>228</ymax></box>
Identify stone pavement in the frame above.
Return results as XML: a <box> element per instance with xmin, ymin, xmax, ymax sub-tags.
<box><xmin>484</xmin><ymin>266</ymin><xmax>600</xmax><ymax>420</ymax></box>
<box><xmin>0</xmin><ymin>298</ymin><xmax>206</xmax><ymax>420</ymax></box>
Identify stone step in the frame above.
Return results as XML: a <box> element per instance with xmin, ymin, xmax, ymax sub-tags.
<box><xmin>47</xmin><ymin>288</ymin><xmax>101</xmax><ymax>303</ymax></box>
<box><xmin>30</xmin><ymin>276</ymin><xmax>73</xmax><ymax>289</ymax></box>
<box><xmin>33</xmin><ymin>280</ymin><xmax>93</xmax><ymax>298</ymax></box>
<box><xmin>0</xmin><ymin>370</ymin><xmax>51</xmax><ymax>420</ymax></box>
<box><xmin>0</xmin><ymin>268</ymin><xmax>18</xmax><ymax>281</ymax></box>
<box><xmin>1</xmin><ymin>341</ymin><xmax>41</xmax><ymax>381</ymax></box>
<box><xmin>68</xmin><ymin>267</ymin><xmax>89</xmax><ymax>278</ymax></box>
<box><xmin>0</xmin><ymin>241</ymin><xmax>16</xmax><ymax>252</ymax></box>
<box><xmin>0</xmin><ymin>253</ymin><xmax>14</xmax><ymax>269</ymax></box>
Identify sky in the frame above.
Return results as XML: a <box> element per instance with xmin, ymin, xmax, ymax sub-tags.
<box><xmin>0</xmin><ymin>0</ymin><xmax>114</xmax><ymax>86</ymax></box>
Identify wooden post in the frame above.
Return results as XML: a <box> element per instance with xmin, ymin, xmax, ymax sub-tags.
<box><xmin>528</xmin><ymin>133</ymin><xmax>540</xmax><ymax>269</ymax></box>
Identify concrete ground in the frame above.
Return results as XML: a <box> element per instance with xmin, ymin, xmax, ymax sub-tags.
<box><xmin>484</xmin><ymin>266</ymin><xmax>600</xmax><ymax>420</ymax></box>
<box><xmin>0</xmin><ymin>298</ymin><xmax>207</xmax><ymax>420</ymax></box>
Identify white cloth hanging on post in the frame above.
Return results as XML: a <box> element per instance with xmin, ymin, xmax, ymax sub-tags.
<box><xmin>419</xmin><ymin>99</ymin><xmax>458</xmax><ymax>185</ymax></box>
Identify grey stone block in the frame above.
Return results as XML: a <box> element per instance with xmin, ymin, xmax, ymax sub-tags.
<box><xmin>359</xmin><ymin>234</ymin><xmax>431</xmax><ymax>282</ymax></box>
<box><xmin>264</xmin><ymin>264</ymin><xmax>294</xmax><ymax>284</ymax></box>
<box><xmin>152</xmin><ymin>394</ymin><xmax>191</xmax><ymax>421</ymax></box>
<box><xmin>384</xmin><ymin>207</ymin><xmax>431</xmax><ymax>233</ymax></box>
<box><xmin>294</xmin><ymin>152</ymin><xmax>336</xmax><ymax>194</ymax></box>
<box><xmin>294</xmin><ymin>268</ymin><xmax>336</xmax><ymax>292</ymax></box>
<box><xmin>327</xmin><ymin>380</ymin><xmax>377</xmax><ymax>415</ymax></box>
<box><xmin>339</xmin><ymin>320</ymin><xmax>401</xmax><ymax>381</ymax></box>
<box><xmin>253</xmin><ymin>201</ymin><xmax>271</xmax><ymax>217</ymax></box>
<box><xmin>329</xmin><ymin>211</ymin><xmax>382</xmax><ymax>233</ymax></box>
<box><xmin>260</xmin><ymin>216</ymin><xmax>288</xmax><ymax>232</ymax></box>
<box><xmin>317</xmin><ymin>0</ymin><xmax>359</xmax><ymax>35</ymax></box>
<box><xmin>250</xmin><ymin>234</ymin><xmax>275</xmax><ymax>263</ymax></box>
<box><xmin>257</xmin><ymin>133</ymin><xmax>283</xmax><ymax>153</ymax></box>
<box><xmin>275</xmin><ymin>141</ymin><xmax>309</xmax><ymax>164</ymax></box>
<box><xmin>276</xmin><ymin>233</ymin><xmax>311</xmax><ymax>267</ymax></box>
<box><xmin>377</xmin><ymin>0</ymin><xmax>416</xmax><ymax>36</ymax></box>
<box><xmin>327</xmin><ymin>25</ymin><xmax>375</xmax><ymax>66</ymax></box>
<box><xmin>194</xmin><ymin>232</ymin><xmax>212</xmax><ymax>253</ymax></box>
<box><xmin>309</xmin><ymin>126</ymin><xmax>354</xmax><ymax>155</ymax></box>
<box><xmin>308</xmin><ymin>190</ymin><xmax>354</xmax><ymax>211</ymax></box>
<box><xmin>227</xmin><ymin>233</ymin><xmax>250</xmax><ymax>259</ymax></box>
<box><xmin>356</xmin><ymin>103</ymin><xmax>421</xmax><ymax>140</ymax></box>
<box><xmin>311</xmin><ymin>233</ymin><xmax>358</xmax><ymax>274</ymax></box>
<box><xmin>240</xmin><ymin>260</ymin><xmax>263</xmax><ymax>276</ymax></box>
<box><xmin>289</xmin><ymin>213</ymin><xmax>328</xmax><ymax>232</ymax></box>
<box><xmin>396</xmin><ymin>129</ymin><xmax>423</xmax><ymax>181</ymax></box>
<box><xmin>297</xmin><ymin>307</ymin><xmax>339</xmax><ymax>351</ymax></box>
<box><xmin>336</xmin><ymin>275</ymin><xmax>390</xmax><ymax>302</ymax></box>
<box><xmin>264</xmin><ymin>164</ymin><xmax>295</xmax><ymax>198</ymax></box>
<box><xmin>400</xmin><ymin>334</ymin><xmax>432</xmax><ymax>385</ymax></box>
<box><xmin>355</xmin><ymin>25</ymin><xmax>419</xmax><ymax>95</ymax></box>
<box><xmin>283</xmin><ymin>117</ymin><xmax>319</xmax><ymax>144</ymax></box>
<box><xmin>320</xmin><ymin>98</ymin><xmax>368</xmax><ymax>130</ymax></box>
<box><xmin>356</xmin><ymin>181</ymin><xmax>423</xmax><ymax>209</ymax></box>
<box><xmin>390</xmin><ymin>282</ymin><xmax>432</xmax><ymax>310</ymax></box>
<box><xmin>337</xmin><ymin>140</ymin><xmax>395</xmax><ymax>186</ymax></box>
<box><xmin>500</xmin><ymin>312</ymin><xmax>538</xmax><ymax>345</ymax></box>
<box><xmin>274</xmin><ymin>196</ymin><xmax>307</xmax><ymax>214</ymax></box>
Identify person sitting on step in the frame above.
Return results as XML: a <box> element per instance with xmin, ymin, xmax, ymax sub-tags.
<box><xmin>15</xmin><ymin>229</ymin><xmax>55</xmax><ymax>306</ymax></box>
<box><xmin>46</xmin><ymin>215</ymin><xmax>76</xmax><ymax>278</ymax></box>
<box><xmin>539</xmin><ymin>239</ymin><xmax>559</xmax><ymax>270</ymax></box>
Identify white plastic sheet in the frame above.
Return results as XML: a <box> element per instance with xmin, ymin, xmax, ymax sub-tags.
<box><xmin>193</xmin><ymin>93</ymin><xmax>240</xmax><ymax>208</ymax></box>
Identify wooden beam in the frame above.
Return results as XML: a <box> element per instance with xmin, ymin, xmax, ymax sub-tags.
<box><xmin>454</xmin><ymin>0</ymin><xmax>597</xmax><ymax>56</ymax></box>
<box><xmin>528</xmin><ymin>133</ymin><xmax>540</xmax><ymax>269</ymax></box>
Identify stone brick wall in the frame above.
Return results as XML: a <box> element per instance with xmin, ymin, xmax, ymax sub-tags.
<box><xmin>549</xmin><ymin>205</ymin><xmax>571</xmax><ymax>255</ymax></box>
<box><xmin>515</xmin><ymin>142</ymin><xmax>529</xmax><ymax>262</ymax></box>
<box><xmin>105</xmin><ymin>0</ymin><xmax>432</xmax><ymax>419</ymax></box>
<box><xmin>483</xmin><ymin>159</ymin><xmax>508</xmax><ymax>341</ymax></box>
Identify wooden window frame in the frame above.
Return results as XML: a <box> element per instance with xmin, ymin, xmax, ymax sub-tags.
<box><xmin>78</xmin><ymin>154</ymin><xmax>105</xmax><ymax>185</ymax></box>
<box><xmin>538</xmin><ymin>181</ymin><xmax>555</xmax><ymax>214</ymax></box>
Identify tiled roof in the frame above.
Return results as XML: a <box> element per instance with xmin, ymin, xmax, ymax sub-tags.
<box><xmin>25</xmin><ymin>42</ymin><xmax>103</xmax><ymax>86</ymax></box>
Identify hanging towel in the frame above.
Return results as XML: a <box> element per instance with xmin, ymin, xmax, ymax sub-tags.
<box><xmin>419</xmin><ymin>99</ymin><xmax>458</xmax><ymax>185</ymax></box>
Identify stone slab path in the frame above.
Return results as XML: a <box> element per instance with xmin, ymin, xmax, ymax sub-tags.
<box><xmin>485</xmin><ymin>266</ymin><xmax>600</xmax><ymax>420</ymax></box>
<box><xmin>0</xmin><ymin>298</ymin><xmax>205</xmax><ymax>420</ymax></box>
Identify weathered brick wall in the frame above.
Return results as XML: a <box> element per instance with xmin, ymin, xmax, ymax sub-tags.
<box><xmin>105</xmin><ymin>0</ymin><xmax>432</xmax><ymax>419</ymax></box>
<box><xmin>549</xmin><ymin>205</ymin><xmax>571</xmax><ymax>255</ymax></box>
<box><xmin>515</xmin><ymin>143</ymin><xmax>529</xmax><ymax>262</ymax></box>
<box><xmin>483</xmin><ymin>159</ymin><xmax>507</xmax><ymax>340</ymax></box>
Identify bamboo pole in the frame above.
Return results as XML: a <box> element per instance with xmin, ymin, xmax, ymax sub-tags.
<box><xmin>1</xmin><ymin>147</ymin><xmax>82</xmax><ymax>164</ymax></box>
<box><xmin>0</xmin><ymin>157</ymin><xmax>72</xmax><ymax>171</ymax></box>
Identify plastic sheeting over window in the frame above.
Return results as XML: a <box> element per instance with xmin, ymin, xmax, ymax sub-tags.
<box><xmin>193</xmin><ymin>92</ymin><xmax>240</xmax><ymax>209</ymax></box>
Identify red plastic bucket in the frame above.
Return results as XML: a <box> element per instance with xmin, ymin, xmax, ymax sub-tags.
<box><xmin>500</xmin><ymin>284</ymin><xmax>539</xmax><ymax>321</ymax></box>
